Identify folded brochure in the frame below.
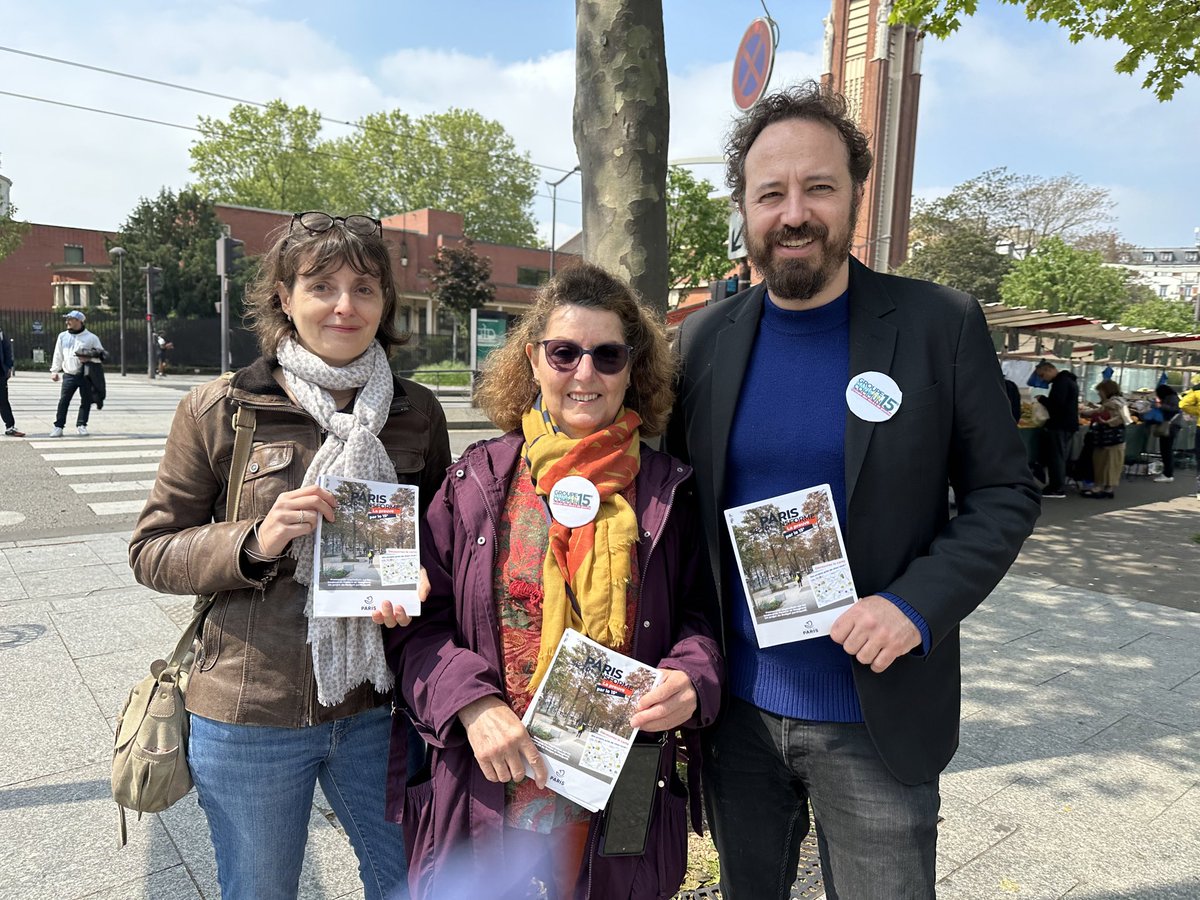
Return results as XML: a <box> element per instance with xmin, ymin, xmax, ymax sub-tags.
<box><xmin>724</xmin><ymin>483</ymin><xmax>858</xmax><ymax>647</ymax></box>
<box><xmin>521</xmin><ymin>629</ymin><xmax>662</xmax><ymax>812</ymax></box>
<box><xmin>311</xmin><ymin>474</ymin><xmax>420</xmax><ymax>617</ymax></box>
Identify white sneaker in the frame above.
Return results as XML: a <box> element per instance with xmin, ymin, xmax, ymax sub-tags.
<box><xmin>1153</xmin><ymin>475</ymin><xmax>1174</xmax><ymax>483</ymax></box>
<box><xmin>77</xmin><ymin>425</ymin><xmax>89</xmax><ymax>436</ymax></box>
<box><xmin>49</xmin><ymin>427</ymin><xmax>64</xmax><ymax>437</ymax></box>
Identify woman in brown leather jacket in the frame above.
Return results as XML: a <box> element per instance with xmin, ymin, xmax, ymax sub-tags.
<box><xmin>129</xmin><ymin>213</ymin><xmax>450</xmax><ymax>900</ymax></box>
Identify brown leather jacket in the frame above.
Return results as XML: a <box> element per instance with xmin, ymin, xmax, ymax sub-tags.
<box><xmin>129</xmin><ymin>357</ymin><xmax>452</xmax><ymax>727</ymax></box>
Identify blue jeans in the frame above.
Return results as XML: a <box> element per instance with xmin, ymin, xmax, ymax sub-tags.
<box><xmin>702</xmin><ymin>696</ymin><xmax>940</xmax><ymax>900</ymax></box>
<box><xmin>54</xmin><ymin>372</ymin><xmax>92</xmax><ymax>428</ymax></box>
<box><xmin>189</xmin><ymin>705</ymin><xmax>408</xmax><ymax>900</ymax></box>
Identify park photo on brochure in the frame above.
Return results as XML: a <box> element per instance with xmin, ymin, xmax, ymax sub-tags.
<box><xmin>521</xmin><ymin>629</ymin><xmax>663</xmax><ymax>813</ymax></box>
<box><xmin>311</xmin><ymin>475</ymin><xmax>420</xmax><ymax>617</ymax></box>
<box><xmin>724</xmin><ymin>483</ymin><xmax>859</xmax><ymax>648</ymax></box>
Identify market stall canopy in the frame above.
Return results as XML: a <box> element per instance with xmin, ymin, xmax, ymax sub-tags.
<box><xmin>981</xmin><ymin>302</ymin><xmax>1200</xmax><ymax>367</ymax></box>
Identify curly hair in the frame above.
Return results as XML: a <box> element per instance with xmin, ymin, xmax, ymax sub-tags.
<box><xmin>475</xmin><ymin>262</ymin><xmax>677</xmax><ymax>436</ymax></box>
<box><xmin>725</xmin><ymin>80</ymin><xmax>873</xmax><ymax>209</ymax></box>
<box><xmin>243</xmin><ymin>219</ymin><xmax>408</xmax><ymax>360</ymax></box>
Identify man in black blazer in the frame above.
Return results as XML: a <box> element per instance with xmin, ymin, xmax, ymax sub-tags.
<box><xmin>667</xmin><ymin>83</ymin><xmax>1040</xmax><ymax>899</ymax></box>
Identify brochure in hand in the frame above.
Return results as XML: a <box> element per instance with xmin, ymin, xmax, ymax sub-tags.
<box><xmin>521</xmin><ymin>629</ymin><xmax>663</xmax><ymax>813</ymax></box>
<box><xmin>723</xmin><ymin>483</ymin><xmax>858</xmax><ymax>648</ymax></box>
<box><xmin>311</xmin><ymin>475</ymin><xmax>420</xmax><ymax>617</ymax></box>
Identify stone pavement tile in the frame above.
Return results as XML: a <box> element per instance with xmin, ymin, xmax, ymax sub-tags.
<box><xmin>0</xmin><ymin>604</ymin><xmax>114</xmax><ymax>785</ymax></box>
<box><xmin>0</xmin><ymin>555</ymin><xmax>12</xmax><ymax>577</ymax></box>
<box><xmin>1096</xmin><ymin>631</ymin><xmax>1200</xmax><ymax>691</ymax></box>
<box><xmin>934</xmin><ymin>794</ymin><xmax>1017</xmax><ymax>876</ymax></box>
<box><xmin>0</xmin><ymin>574</ymin><xmax>28</xmax><ymax>603</ymax></box>
<box><xmin>106</xmin><ymin>563</ymin><xmax>141</xmax><ymax>586</ymax></box>
<box><xmin>978</xmin><ymin>752</ymin><xmax>1193</xmax><ymax>838</ymax></box>
<box><xmin>1175</xmin><ymin>671</ymin><xmax>1200</xmax><ymax>700</ymax></box>
<box><xmin>50</xmin><ymin>597</ymin><xmax>179</xmax><ymax>660</ymax></box>
<box><xmin>1142</xmin><ymin>782</ymin><xmax>1200</xmax><ymax>853</ymax></box>
<box><xmin>935</xmin><ymin>828</ymin><xmax>1080</xmax><ymax>899</ymax></box>
<box><xmin>0</xmin><ymin>541</ymin><xmax>15</xmax><ymax>550</ymax></box>
<box><xmin>47</xmin><ymin>582</ymin><xmax>162</xmax><ymax>614</ymax></box>
<box><xmin>3</xmin><ymin>542</ymin><xmax>105</xmax><ymax>574</ymax></box>
<box><xmin>1041</xmin><ymin>665</ymin><xmax>1200</xmax><ymax>728</ymax></box>
<box><xmin>83</xmin><ymin>865</ymin><xmax>202</xmax><ymax>900</ymax></box>
<box><xmin>18</xmin><ymin>565</ymin><xmax>129</xmax><ymax>600</ymax></box>
<box><xmin>159</xmin><ymin>791</ymin><xmax>366</xmax><ymax>900</ymax></box>
<box><xmin>962</xmin><ymin>643</ymin><xmax>1078</xmax><ymax>690</ymax></box>
<box><xmin>0</xmin><ymin>762</ymin><xmax>184</xmax><ymax>900</ymax></box>
<box><xmin>76</xmin><ymin>648</ymin><xmax>164</xmax><ymax>722</ymax></box>
<box><xmin>1082</xmin><ymin>713</ymin><xmax>1200</xmax><ymax>780</ymax></box>
<box><xmin>84</xmin><ymin>534</ymin><xmax>133</xmax><ymax>566</ymax></box>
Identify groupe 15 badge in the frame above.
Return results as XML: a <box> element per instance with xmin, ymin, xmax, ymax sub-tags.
<box><xmin>548</xmin><ymin>475</ymin><xmax>601</xmax><ymax>527</ymax></box>
<box><xmin>845</xmin><ymin>371</ymin><xmax>903</xmax><ymax>423</ymax></box>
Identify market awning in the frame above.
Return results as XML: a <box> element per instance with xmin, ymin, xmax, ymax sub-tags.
<box><xmin>980</xmin><ymin>302</ymin><xmax>1200</xmax><ymax>365</ymax></box>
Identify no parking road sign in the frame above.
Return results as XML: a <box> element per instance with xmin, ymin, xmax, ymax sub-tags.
<box><xmin>732</xmin><ymin>17</ymin><xmax>776</xmax><ymax>111</ymax></box>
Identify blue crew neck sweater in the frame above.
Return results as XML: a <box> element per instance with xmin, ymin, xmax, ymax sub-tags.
<box><xmin>722</xmin><ymin>290</ymin><xmax>862</xmax><ymax>722</ymax></box>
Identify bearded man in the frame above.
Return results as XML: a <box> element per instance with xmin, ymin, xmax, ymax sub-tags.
<box><xmin>666</xmin><ymin>82</ymin><xmax>1040</xmax><ymax>899</ymax></box>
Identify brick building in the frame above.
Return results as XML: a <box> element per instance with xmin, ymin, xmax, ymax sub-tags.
<box><xmin>0</xmin><ymin>204</ymin><xmax>573</xmax><ymax>334</ymax></box>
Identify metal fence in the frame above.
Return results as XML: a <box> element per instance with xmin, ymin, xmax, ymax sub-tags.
<box><xmin>1</xmin><ymin>309</ymin><xmax>468</xmax><ymax>374</ymax></box>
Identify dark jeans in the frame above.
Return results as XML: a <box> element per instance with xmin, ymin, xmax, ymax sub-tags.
<box><xmin>0</xmin><ymin>373</ymin><xmax>13</xmax><ymax>428</ymax></box>
<box><xmin>1042</xmin><ymin>428</ymin><xmax>1074</xmax><ymax>491</ymax></box>
<box><xmin>702</xmin><ymin>696</ymin><xmax>939</xmax><ymax>900</ymax></box>
<box><xmin>54</xmin><ymin>372</ymin><xmax>92</xmax><ymax>428</ymax></box>
<box><xmin>1158</xmin><ymin>431</ymin><xmax>1176</xmax><ymax>477</ymax></box>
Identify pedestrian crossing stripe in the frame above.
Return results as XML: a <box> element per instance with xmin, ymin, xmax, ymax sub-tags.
<box><xmin>43</xmin><ymin>449</ymin><xmax>165</xmax><ymax>462</ymax></box>
<box><xmin>54</xmin><ymin>463</ymin><xmax>161</xmax><ymax>477</ymax></box>
<box><xmin>70</xmin><ymin>480</ymin><xmax>158</xmax><ymax>494</ymax></box>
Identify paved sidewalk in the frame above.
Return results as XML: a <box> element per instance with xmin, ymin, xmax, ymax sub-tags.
<box><xmin>1</xmin><ymin>496</ymin><xmax>1197</xmax><ymax>898</ymax></box>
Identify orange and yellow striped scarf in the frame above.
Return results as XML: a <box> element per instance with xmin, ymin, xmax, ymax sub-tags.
<box><xmin>521</xmin><ymin>400</ymin><xmax>641</xmax><ymax>691</ymax></box>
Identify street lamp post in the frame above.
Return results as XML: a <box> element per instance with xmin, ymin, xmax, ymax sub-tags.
<box><xmin>108</xmin><ymin>247</ymin><xmax>126</xmax><ymax>376</ymax></box>
<box><xmin>547</xmin><ymin>165</ymin><xmax>580</xmax><ymax>277</ymax></box>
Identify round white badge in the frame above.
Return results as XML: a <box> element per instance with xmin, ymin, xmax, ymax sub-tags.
<box><xmin>548</xmin><ymin>475</ymin><xmax>601</xmax><ymax>528</ymax></box>
<box><xmin>845</xmin><ymin>371</ymin><xmax>904</xmax><ymax>423</ymax></box>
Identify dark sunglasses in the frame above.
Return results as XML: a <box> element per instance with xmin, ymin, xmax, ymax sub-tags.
<box><xmin>290</xmin><ymin>211</ymin><xmax>383</xmax><ymax>238</ymax></box>
<box><xmin>538</xmin><ymin>339</ymin><xmax>632</xmax><ymax>375</ymax></box>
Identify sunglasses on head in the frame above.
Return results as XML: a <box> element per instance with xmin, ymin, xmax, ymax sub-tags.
<box><xmin>537</xmin><ymin>339</ymin><xmax>632</xmax><ymax>375</ymax></box>
<box><xmin>290</xmin><ymin>211</ymin><xmax>383</xmax><ymax>238</ymax></box>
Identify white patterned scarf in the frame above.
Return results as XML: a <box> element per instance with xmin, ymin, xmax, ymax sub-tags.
<box><xmin>277</xmin><ymin>336</ymin><xmax>397</xmax><ymax>706</ymax></box>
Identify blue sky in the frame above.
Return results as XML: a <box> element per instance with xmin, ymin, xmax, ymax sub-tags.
<box><xmin>1</xmin><ymin>1</ymin><xmax>1195</xmax><ymax>248</ymax></box>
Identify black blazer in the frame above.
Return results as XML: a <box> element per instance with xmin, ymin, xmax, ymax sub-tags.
<box><xmin>667</xmin><ymin>258</ymin><xmax>1041</xmax><ymax>784</ymax></box>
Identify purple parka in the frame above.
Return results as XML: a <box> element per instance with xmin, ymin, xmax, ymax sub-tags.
<box><xmin>383</xmin><ymin>431</ymin><xmax>724</xmax><ymax>900</ymax></box>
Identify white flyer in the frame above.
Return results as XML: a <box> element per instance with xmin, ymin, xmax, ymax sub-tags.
<box><xmin>723</xmin><ymin>483</ymin><xmax>859</xmax><ymax>647</ymax></box>
<box><xmin>311</xmin><ymin>475</ymin><xmax>420</xmax><ymax>617</ymax></box>
<box><xmin>521</xmin><ymin>629</ymin><xmax>663</xmax><ymax>812</ymax></box>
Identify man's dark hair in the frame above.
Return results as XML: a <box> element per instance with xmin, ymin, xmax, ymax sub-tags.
<box><xmin>725</xmin><ymin>80</ymin><xmax>873</xmax><ymax>209</ymax></box>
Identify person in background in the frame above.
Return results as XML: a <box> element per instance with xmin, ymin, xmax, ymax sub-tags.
<box><xmin>0</xmin><ymin>323</ymin><xmax>22</xmax><ymax>436</ymax></box>
<box><xmin>1180</xmin><ymin>375</ymin><xmax>1200</xmax><ymax>499</ymax></box>
<box><xmin>129</xmin><ymin>211</ymin><xmax>451</xmax><ymax>900</ymax></box>
<box><xmin>49</xmin><ymin>310</ymin><xmax>105</xmax><ymax>437</ymax></box>
<box><xmin>154</xmin><ymin>331</ymin><xmax>174</xmax><ymax>377</ymax></box>
<box><xmin>1004</xmin><ymin>378</ymin><xmax>1022</xmax><ymax>423</ymax></box>
<box><xmin>1149</xmin><ymin>383</ymin><xmax>1182</xmax><ymax>484</ymax></box>
<box><xmin>382</xmin><ymin>262</ymin><xmax>723</xmax><ymax>900</ymax></box>
<box><xmin>1034</xmin><ymin>360</ymin><xmax>1080</xmax><ymax>498</ymax></box>
<box><xmin>1081</xmin><ymin>380</ymin><xmax>1129</xmax><ymax>500</ymax></box>
<box><xmin>667</xmin><ymin>82</ymin><xmax>1040</xmax><ymax>900</ymax></box>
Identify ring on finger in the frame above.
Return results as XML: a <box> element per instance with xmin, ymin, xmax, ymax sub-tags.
<box><xmin>299</xmin><ymin>511</ymin><xmax>306</xmax><ymax>526</ymax></box>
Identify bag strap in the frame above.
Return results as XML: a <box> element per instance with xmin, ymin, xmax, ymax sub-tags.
<box><xmin>164</xmin><ymin>405</ymin><xmax>257</xmax><ymax>670</ymax></box>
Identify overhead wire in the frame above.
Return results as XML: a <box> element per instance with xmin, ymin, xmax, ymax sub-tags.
<box><xmin>0</xmin><ymin>88</ymin><xmax>580</xmax><ymax>207</ymax></box>
<box><xmin>0</xmin><ymin>44</ymin><xmax>580</xmax><ymax>178</ymax></box>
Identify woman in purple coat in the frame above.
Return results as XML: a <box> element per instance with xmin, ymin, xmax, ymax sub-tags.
<box><xmin>380</xmin><ymin>263</ymin><xmax>724</xmax><ymax>899</ymax></box>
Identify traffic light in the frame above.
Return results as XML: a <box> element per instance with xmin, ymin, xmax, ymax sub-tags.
<box><xmin>217</xmin><ymin>236</ymin><xmax>246</xmax><ymax>278</ymax></box>
<box><xmin>140</xmin><ymin>264</ymin><xmax>162</xmax><ymax>296</ymax></box>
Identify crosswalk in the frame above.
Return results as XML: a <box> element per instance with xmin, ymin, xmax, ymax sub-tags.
<box><xmin>30</xmin><ymin>436</ymin><xmax>166</xmax><ymax>517</ymax></box>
